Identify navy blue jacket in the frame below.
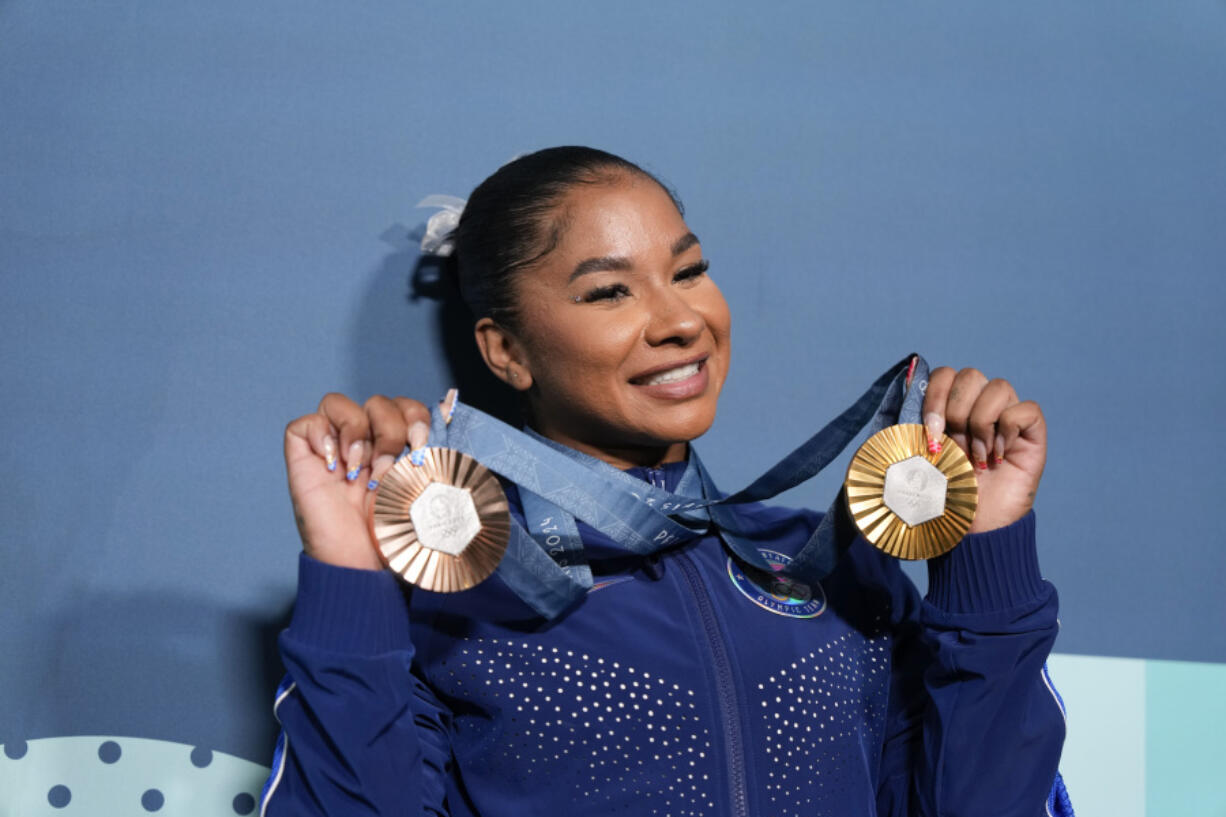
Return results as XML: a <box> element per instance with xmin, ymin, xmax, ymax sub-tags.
<box><xmin>263</xmin><ymin>460</ymin><xmax>1067</xmax><ymax>816</ymax></box>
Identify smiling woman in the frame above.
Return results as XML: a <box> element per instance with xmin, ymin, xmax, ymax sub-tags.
<box><xmin>266</xmin><ymin>147</ymin><xmax>1071</xmax><ymax>817</ymax></box>
<box><xmin>472</xmin><ymin>169</ymin><xmax>730</xmax><ymax>468</ymax></box>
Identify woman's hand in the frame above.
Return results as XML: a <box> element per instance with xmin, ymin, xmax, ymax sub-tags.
<box><xmin>283</xmin><ymin>393</ymin><xmax>445</xmax><ymax>569</ymax></box>
<box><xmin>922</xmin><ymin>368</ymin><xmax>1046</xmax><ymax>533</ymax></box>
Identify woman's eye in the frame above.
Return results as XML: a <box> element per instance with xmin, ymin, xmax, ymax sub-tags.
<box><xmin>583</xmin><ymin>283</ymin><xmax>631</xmax><ymax>303</ymax></box>
<box><xmin>673</xmin><ymin>259</ymin><xmax>710</xmax><ymax>283</ymax></box>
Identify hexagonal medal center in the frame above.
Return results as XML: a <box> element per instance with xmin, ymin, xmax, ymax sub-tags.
<box><xmin>882</xmin><ymin>456</ymin><xmax>947</xmax><ymax>527</ymax></box>
<box><xmin>410</xmin><ymin>482</ymin><xmax>481</xmax><ymax>556</ymax></box>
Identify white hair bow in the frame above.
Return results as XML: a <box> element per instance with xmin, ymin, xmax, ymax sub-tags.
<box><xmin>416</xmin><ymin>195</ymin><xmax>466</xmax><ymax>257</ymax></box>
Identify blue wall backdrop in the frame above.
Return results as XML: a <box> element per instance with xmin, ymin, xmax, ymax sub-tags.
<box><xmin>2</xmin><ymin>1</ymin><xmax>1224</xmax><ymax>814</ymax></box>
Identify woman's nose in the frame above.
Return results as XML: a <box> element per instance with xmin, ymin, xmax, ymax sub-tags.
<box><xmin>644</xmin><ymin>287</ymin><xmax>703</xmax><ymax>347</ymax></box>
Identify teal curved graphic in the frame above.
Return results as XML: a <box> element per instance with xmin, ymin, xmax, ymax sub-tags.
<box><xmin>0</xmin><ymin>736</ymin><xmax>268</xmax><ymax>815</ymax></box>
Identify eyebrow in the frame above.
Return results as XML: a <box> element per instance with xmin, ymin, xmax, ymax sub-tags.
<box><xmin>568</xmin><ymin>232</ymin><xmax>701</xmax><ymax>283</ymax></box>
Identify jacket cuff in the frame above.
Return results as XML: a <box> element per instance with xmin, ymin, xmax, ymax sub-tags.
<box><xmin>925</xmin><ymin>511</ymin><xmax>1045</xmax><ymax>614</ymax></box>
<box><xmin>288</xmin><ymin>552</ymin><xmax>414</xmax><ymax>653</ymax></box>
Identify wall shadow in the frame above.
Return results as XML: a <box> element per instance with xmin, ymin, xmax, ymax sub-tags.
<box><xmin>6</xmin><ymin>589</ymin><xmax>293</xmax><ymax>765</ymax></box>
<box><xmin>350</xmin><ymin>232</ymin><xmax>520</xmax><ymax>425</ymax></box>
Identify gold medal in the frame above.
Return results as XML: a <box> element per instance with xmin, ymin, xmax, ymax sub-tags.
<box><xmin>845</xmin><ymin>424</ymin><xmax>978</xmax><ymax>560</ymax></box>
<box><xmin>368</xmin><ymin>447</ymin><xmax>511</xmax><ymax>592</ymax></box>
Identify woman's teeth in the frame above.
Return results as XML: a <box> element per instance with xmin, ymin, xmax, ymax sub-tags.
<box><xmin>642</xmin><ymin>362</ymin><xmax>700</xmax><ymax>386</ymax></box>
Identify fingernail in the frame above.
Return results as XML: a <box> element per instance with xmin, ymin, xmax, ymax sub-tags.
<box><xmin>371</xmin><ymin>453</ymin><xmax>394</xmax><ymax>481</ymax></box>
<box><xmin>323</xmin><ymin>437</ymin><xmax>338</xmax><ymax>472</ymax></box>
<box><xmin>408</xmin><ymin>421</ymin><xmax>429</xmax><ymax>452</ymax></box>
<box><xmin>345</xmin><ymin>441</ymin><xmax>364</xmax><ymax>481</ymax></box>
<box><xmin>924</xmin><ymin>412</ymin><xmax>943</xmax><ymax>455</ymax></box>
<box><xmin>409</xmin><ymin>449</ymin><xmax>426</xmax><ymax>467</ymax></box>
<box><xmin>994</xmin><ymin>436</ymin><xmax>1005</xmax><ymax>465</ymax></box>
<box><xmin>971</xmin><ymin>439</ymin><xmax>988</xmax><ymax>470</ymax></box>
<box><xmin>443</xmin><ymin>388</ymin><xmax>459</xmax><ymax>424</ymax></box>
<box><xmin>366</xmin><ymin>479</ymin><xmax>379</xmax><ymax>491</ymax></box>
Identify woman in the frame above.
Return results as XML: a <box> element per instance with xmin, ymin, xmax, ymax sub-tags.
<box><xmin>264</xmin><ymin>147</ymin><xmax>1067</xmax><ymax>816</ymax></box>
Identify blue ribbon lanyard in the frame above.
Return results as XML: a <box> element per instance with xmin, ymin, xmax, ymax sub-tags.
<box><xmin>428</xmin><ymin>354</ymin><xmax>929</xmax><ymax>618</ymax></box>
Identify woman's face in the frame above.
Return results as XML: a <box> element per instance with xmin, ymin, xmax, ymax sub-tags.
<box><xmin>505</xmin><ymin>175</ymin><xmax>731</xmax><ymax>468</ymax></box>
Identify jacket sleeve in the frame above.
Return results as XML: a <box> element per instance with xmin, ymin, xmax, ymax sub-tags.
<box><xmin>876</xmin><ymin>512</ymin><xmax>1069</xmax><ymax>817</ymax></box>
<box><xmin>260</xmin><ymin>553</ymin><xmax>452</xmax><ymax>816</ymax></box>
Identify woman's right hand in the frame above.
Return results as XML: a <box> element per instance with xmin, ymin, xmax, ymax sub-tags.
<box><xmin>283</xmin><ymin>392</ymin><xmax>446</xmax><ymax>570</ymax></box>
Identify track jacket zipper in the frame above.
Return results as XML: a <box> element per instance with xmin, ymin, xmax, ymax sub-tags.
<box><xmin>676</xmin><ymin>552</ymin><xmax>749</xmax><ymax>817</ymax></box>
<box><xmin>647</xmin><ymin>466</ymin><xmax>750</xmax><ymax>817</ymax></box>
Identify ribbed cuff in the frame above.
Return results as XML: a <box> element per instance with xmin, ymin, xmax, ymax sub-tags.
<box><xmin>925</xmin><ymin>511</ymin><xmax>1045</xmax><ymax>614</ymax></box>
<box><xmin>289</xmin><ymin>552</ymin><xmax>414</xmax><ymax>654</ymax></box>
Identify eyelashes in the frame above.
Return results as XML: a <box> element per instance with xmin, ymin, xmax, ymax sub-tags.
<box><xmin>580</xmin><ymin>260</ymin><xmax>711</xmax><ymax>304</ymax></box>
<box><xmin>673</xmin><ymin>259</ymin><xmax>710</xmax><ymax>282</ymax></box>
<box><xmin>582</xmin><ymin>283</ymin><xmax>631</xmax><ymax>303</ymax></box>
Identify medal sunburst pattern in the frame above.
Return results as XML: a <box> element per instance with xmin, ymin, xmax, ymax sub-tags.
<box><xmin>845</xmin><ymin>424</ymin><xmax>978</xmax><ymax>560</ymax></box>
<box><xmin>369</xmin><ymin>447</ymin><xmax>510</xmax><ymax>592</ymax></box>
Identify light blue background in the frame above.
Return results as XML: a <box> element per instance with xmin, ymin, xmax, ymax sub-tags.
<box><xmin>2</xmin><ymin>0</ymin><xmax>1223</xmax><ymax>799</ymax></box>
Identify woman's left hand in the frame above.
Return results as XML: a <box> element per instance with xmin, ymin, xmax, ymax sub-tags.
<box><xmin>922</xmin><ymin>367</ymin><xmax>1046</xmax><ymax>533</ymax></box>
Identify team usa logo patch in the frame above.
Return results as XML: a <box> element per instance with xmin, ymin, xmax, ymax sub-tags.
<box><xmin>727</xmin><ymin>549</ymin><xmax>826</xmax><ymax>618</ymax></box>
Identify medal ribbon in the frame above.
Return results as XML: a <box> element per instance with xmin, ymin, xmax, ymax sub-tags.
<box><xmin>427</xmin><ymin>354</ymin><xmax>929</xmax><ymax>618</ymax></box>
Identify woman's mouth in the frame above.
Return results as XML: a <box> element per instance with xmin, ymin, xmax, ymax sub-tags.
<box><xmin>639</xmin><ymin>362</ymin><xmax>701</xmax><ymax>386</ymax></box>
<box><xmin>629</xmin><ymin>357</ymin><xmax>710</xmax><ymax>398</ymax></box>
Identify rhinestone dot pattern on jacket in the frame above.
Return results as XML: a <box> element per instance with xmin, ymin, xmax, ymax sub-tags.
<box><xmin>759</xmin><ymin>629</ymin><xmax>891</xmax><ymax>816</ymax></box>
<box><xmin>444</xmin><ymin>640</ymin><xmax>717</xmax><ymax>816</ymax></box>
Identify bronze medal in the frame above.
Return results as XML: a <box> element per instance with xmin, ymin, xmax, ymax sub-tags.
<box><xmin>369</xmin><ymin>447</ymin><xmax>510</xmax><ymax>592</ymax></box>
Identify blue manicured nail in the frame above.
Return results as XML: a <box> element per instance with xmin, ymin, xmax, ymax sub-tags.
<box><xmin>323</xmin><ymin>437</ymin><xmax>338</xmax><ymax>471</ymax></box>
<box><xmin>367</xmin><ymin>479</ymin><xmax>379</xmax><ymax>491</ymax></box>
<box><xmin>343</xmin><ymin>441</ymin><xmax>364</xmax><ymax>482</ymax></box>
<box><xmin>409</xmin><ymin>449</ymin><xmax>426</xmax><ymax>466</ymax></box>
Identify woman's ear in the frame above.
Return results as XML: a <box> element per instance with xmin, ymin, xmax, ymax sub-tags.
<box><xmin>474</xmin><ymin>317</ymin><xmax>534</xmax><ymax>391</ymax></box>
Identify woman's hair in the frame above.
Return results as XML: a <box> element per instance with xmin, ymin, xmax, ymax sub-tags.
<box><xmin>448</xmin><ymin>146</ymin><xmax>682</xmax><ymax>326</ymax></box>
